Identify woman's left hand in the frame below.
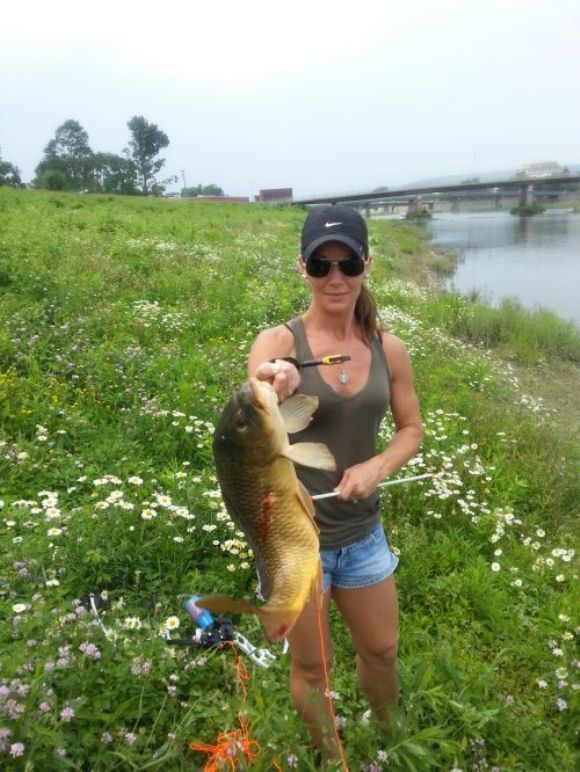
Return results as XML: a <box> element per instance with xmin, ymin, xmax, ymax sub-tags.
<box><xmin>335</xmin><ymin>457</ymin><xmax>386</xmax><ymax>501</ymax></box>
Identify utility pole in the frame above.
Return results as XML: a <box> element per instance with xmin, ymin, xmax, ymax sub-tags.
<box><xmin>180</xmin><ymin>170</ymin><xmax>187</xmax><ymax>191</ymax></box>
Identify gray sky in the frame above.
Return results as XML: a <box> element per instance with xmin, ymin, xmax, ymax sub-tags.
<box><xmin>2</xmin><ymin>0</ymin><xmax>579</xmax><ymax>197</ymax></box>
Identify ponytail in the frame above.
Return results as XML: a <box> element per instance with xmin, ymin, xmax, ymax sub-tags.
<box><xmin>355</xmin><ymin>283</ymin><xmax>384</xmax><ymax>345</ymax></box>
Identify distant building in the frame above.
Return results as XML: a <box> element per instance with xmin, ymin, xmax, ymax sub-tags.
<box><xmin>255</xmin><ymin>188</ymin><xmax>293</xmax><ymax>203</ymax></box>
<box><xmin>515</xmin><ymin>161</ymin><xmax>564</xmax><ymax>178</ymax></box>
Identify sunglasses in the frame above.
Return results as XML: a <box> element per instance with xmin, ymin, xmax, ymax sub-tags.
<box><xmin>304</xmin><ymin>254</ymin><xmax>366</xmax><ymax>278</ymax></box>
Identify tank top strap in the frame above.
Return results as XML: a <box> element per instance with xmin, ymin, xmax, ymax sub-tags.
<box><xmin>286</xmin><ymin>317</ymin><xmax>312</xmax><ymax>362</ymax></box>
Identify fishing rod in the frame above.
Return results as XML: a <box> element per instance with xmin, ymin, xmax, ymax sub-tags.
<box><xmin>311</xmin><ymin>473</ymin><xmax>433</xmax><ymax>501</ymax></box>
<box><xmin>270</xmin><ymin>354</ymin><xmax>351</xmax><ymax>369</ymax></box>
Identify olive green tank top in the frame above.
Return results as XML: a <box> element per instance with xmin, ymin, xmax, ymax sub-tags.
<box><xmin>287</xmin><ymin>317</ymin><xmax>391</xmax><ymax>549</ymax></box>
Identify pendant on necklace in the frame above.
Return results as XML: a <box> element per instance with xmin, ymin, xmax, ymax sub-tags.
<box><xmin>338</xmin><ymin>368</ymin><xmax>349</xmax><ymax>385</ymax></box>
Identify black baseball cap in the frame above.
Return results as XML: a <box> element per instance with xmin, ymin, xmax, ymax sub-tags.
<box><xmin>301</xmin><ymin>205</ymin><xmax>369</xmax><ymax>262</ymax></box>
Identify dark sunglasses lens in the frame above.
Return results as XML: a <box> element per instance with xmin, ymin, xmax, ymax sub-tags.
<box><xmin>340</xmin><ymin>257</ymin><xmax>365</xmax><ymax>276</ymax></box>
<box><xmin>305</xmin><ymin>256</ymin><xmax>365</xmax><ymax>277</ymax></box>
<box><xmin>305</xmin><ymin>258</ymin><xmax>331</xmax><ymax>277</ymax></box>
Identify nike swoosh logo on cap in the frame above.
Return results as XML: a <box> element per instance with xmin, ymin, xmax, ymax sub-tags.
<box><xmin>324</xmin><ymin>222</ymin><xmax>342</xmax><ymax>227</ymax></box>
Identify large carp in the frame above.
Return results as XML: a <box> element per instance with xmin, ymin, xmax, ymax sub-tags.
<box><xmin>197</xmin><ymin>378</ymin><xmax>335</xmax><ymax>641</ymax></box>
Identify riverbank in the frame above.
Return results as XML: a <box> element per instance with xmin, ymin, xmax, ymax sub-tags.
<box><xmin>0</xmin><ymin>189</ymin><xmax>577</xmax><ymax>770</ymax></box>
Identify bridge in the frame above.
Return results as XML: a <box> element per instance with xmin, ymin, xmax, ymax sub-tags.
<box><xmin>292</xmin><ymin>174</ymin><xmax>580</xmax><ymax>213</ymax></box>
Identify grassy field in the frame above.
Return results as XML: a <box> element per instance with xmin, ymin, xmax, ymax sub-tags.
<box><xmin>0</xmin><ymin>188</ymin><xmax>578</xmax><ymax>770</ymax></box>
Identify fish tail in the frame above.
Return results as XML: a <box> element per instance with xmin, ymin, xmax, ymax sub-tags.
<box><xmin>196</xmin><ymin>594</ymin><xmax>259</xmax><ymax>616</ymax></box>
<box><xmin>197</xmin><ymin>596</ymin><xmax>303</xmax><ymax>643</ymax></box>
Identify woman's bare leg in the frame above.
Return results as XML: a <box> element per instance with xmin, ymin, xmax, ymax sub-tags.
<box><xmin>332</xmin><ymin>576</ymin><xmax>399</xmax><ymax>722</ymax></box>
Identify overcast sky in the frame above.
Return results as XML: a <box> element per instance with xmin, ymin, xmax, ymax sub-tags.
<box><xmin>2</xmin><ymin>0</ymin><xmax>579</xmax><ymax>197</ymax></box>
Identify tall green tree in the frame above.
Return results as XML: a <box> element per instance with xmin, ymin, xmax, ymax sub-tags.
<box><xmin>92</xmin><ymin>152</ymin><xmax>138</xmax><ymax>195</ymax></box>
<box><xmin>126</xmin><ymin>116</ymin><xmax>169</xmax><ymax>195</ymax></box>
<box><xmin>0</xmin><ymin>149</ymin><xmax>23</xmax><ymax>187</ymax></box>
<box><xmin>34</xmin><ymin>119</ymin><xmax>94</xmax><ymax>191</ymax></box>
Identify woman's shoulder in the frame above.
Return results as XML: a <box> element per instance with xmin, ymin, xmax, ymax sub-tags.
<box><xmin>380</xmin><ymin>332</ymin><xmax>412</xmax><ymax>375</ymax></box>
<box><xmin>249</xmin><ymin>322</ymin><xmax>296</xmax><ymax>361</ymax></box>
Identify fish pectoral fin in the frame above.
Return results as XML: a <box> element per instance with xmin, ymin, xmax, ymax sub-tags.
<box><xmin>196</xmin><ymin>595</ymin><xmax>258</xmax><ymax>616</ymax></box>
<box><xmin>278</xmin><ymin>394</ymin><xmax>319</xmax><ymax>433</ymax></box>
<box><xmin>283</xmin><ymin>442</ymin><xmax>336</xmax><ymax>471</ymax></box>
<box><xmin>296</xmin><ymin>480</ymin><xmax>318</xmax><ymax>527</ymax></box>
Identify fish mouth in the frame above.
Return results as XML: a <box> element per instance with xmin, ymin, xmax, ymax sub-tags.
<box><xmin>247</xmin><ymin>377</ymin><xmax>272</xmax><ymax>411</ymax></box>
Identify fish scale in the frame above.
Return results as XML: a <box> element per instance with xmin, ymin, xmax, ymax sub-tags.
<box><xmin>198</xmin><ymin>379</ymin><xmax>336</xmax><ymax>641</ymax></box>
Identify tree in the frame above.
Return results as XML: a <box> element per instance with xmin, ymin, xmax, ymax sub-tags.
<box><xmin>126</xmin><ymin>116</ymin><xmax>169</xmax><ymax>195</ymax></box>
<box><xmin>34</xmin><ymin>119</ymin><xmax>94</xmax><ymax>191</ymax></box>
<box><xmin>92</xmin><ymin>152</ymin><xmax>138</xmax><ymax>195</ymax></box>
<box><xmin>181</xmin><ymin>183</ymin><xmax>225</xmax><ymax>197</ymax></box>
<box><xmin>0</xmin><ymin>149</ymin><xmax>23</xmax><ymax>187</ymax></box>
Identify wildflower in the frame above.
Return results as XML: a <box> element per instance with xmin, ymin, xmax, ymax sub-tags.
<box><xmin>60</xmin><ymin>706</ymin><xmax>74</xmax><ymax>722</ymax></box>
<box><xmin>141</xmin><ymin>508</ymin><xmax>156</xmax><ymax>520</ymax></box>
<box><xmin>164</xmin><ymin>616</ymin><xmax>180</xmax><ymax>631</ymax></box>
<box><xmin>123</xmin><ymin>617</ymin><xmax>142</xmax><ymax>630</ymax></box>
<box><xmin>287</xmin><ymin>753</ymin><xmax>299</xmax><ymax>767</ymax></box>
<box><xmin>12</xmin><ymin>604</ymin><xmax>28</xmax><ymax>614</ymax></box>
<box><xmin>124</xmin><ymin>732</ymin><xmax>137</xmax><ymax>745</ymax></box>
<box><xmin>54</xmin><ymin>747</ymin><xmax>66</xmax><ymax>757</ymax></box>
<box><xmin>10</xmin><ymin>742</ymin><xmax>25</xmax><ymax>758</ymax></box>
<box><xmin>0</xmin><ymin>728</ymin><xmax>11</xmax><ymax>751</ymax></box>
<box><xmin>377</xmin><ymin>750</ymin><xmax>389</xmax><ymax>762</ymax></box>
<box><xmin>79</xmin><ymin>642</ymin><xmax>101</xmax><ymax>660</ymax></box>
<box><xmin>555</xmin><ymin>575</ymin><xmax>566</xmax><ymax>583</ymax></box>
<box><xmin>552</xmin><ymin>648</ymin><xmax>564</xmax><ymax>657</ymax></box>
<box><xmin>555</xmin><ymin>698</ymin><xmax>568</xmax><ymax>711</ymax></box>
<box><xmin>491</xmin><ymin>562</ymin><xmax>501</xmax><ymax>572</ymax></box>
<box><xmin>511</xmin><ymin>579</ymin><xmax>523</xmax><ymax>588</ymax></box>
<box><xmin>536</xmin><ymin>529</ymin><xmax>546</xmax><ymax>538</ymax></box>
<box><xmin>555</xmin><ymin>668</ymin><xmax>568</xmax><ymax>679</ymax></box>
<box><xmin>128</xmin><ymin>476</ymin><xmax>143</xmax><ymax>485</ymax></box>
<box><xmin>47</xmin><ymin>527</ymin><xmax>63</xmax><ymax>536</ymax></box>
<box><xmin>101</xmin><ymin>732</ymin><xmax>113</xmax><ymax>744</ymax></box>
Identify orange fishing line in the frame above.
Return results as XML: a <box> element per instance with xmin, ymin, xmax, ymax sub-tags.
<box><xmin>317</xmin><ymin>603</ymin><xmax>350</xmax><ymax>771</ymax></box>
<box><xmin>189</xmin><ymin>642</ymin><xmax>260</xmax><ymax>769</ymax></box>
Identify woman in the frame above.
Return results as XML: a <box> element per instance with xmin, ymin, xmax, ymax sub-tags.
<box><xmin>248</xmin><ymin>205</ymin><xmax>422</xmax><ymax>758</ymax></box>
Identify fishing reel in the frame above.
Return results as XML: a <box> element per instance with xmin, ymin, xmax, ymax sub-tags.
<box><xmin>166</xmin><ymin>615</ymin><xmax>235</xmax><ymax>649</ymax></box>
<box><xmin>166</xmin><ymin>596</ymin><xmax>276</xmax><ymax>667</ymax></box>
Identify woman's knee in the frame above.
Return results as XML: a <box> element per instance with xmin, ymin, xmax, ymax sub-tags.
<box><xmin>358</xmin><ymin>639</ymin><xmax>398</xmax><ymax>668</ymax></box>
<box><xmin>291</xmin><ymin>653</ymin><xmax>334</xmax><ymax>687</ymax></box>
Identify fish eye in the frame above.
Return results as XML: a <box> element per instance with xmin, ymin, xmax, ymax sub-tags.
<box><xmin>235</xmin><ymin>411</ymin><xmax>248</xmax><ymax>432</ymax></box>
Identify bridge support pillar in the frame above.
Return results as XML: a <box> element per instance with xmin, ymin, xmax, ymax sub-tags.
<box><xmin>450</xmin><ymin>197</ymin><xmax>460</xmax><ymax>213</ymax></box>
<box><xmin>519</xmin><ymin>184</ymin><xmax>535</xmax><ymax>207</ymax></box>
<box><xmin>494</xmin><ymin>193</ymin><xmax>502</xmax><ymax>210</ymax></box>
<box><xmin>407</xmin><ymin>197</ymin><xmax>420</xmax><ymax>215</ymax></box>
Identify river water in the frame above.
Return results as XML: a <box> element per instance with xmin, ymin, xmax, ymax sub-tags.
<box><xmin>423</xmin><ymin>210</ymin><xmax>580</xmax><ymax>327</ymax></box>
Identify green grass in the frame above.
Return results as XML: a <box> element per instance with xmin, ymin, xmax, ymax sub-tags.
<box><xmin>0</xmin><ymin>188</ymin><xmax>578</xmax><ymax>770</ymax></box>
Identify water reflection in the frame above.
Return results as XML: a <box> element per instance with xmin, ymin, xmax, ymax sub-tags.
<box><xmin>425</xmin><ymin>211</ymin><xmax>580</xmax><ymax>326</ymax></box>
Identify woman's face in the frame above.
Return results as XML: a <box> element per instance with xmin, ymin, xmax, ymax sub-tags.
<box><xmin>299</xmin><ymin>241</ymin><xmax>370</xmax><ymax>313</ymax></box>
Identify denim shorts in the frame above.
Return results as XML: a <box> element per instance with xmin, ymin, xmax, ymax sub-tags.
<box><xmin>321</xmin><ymin>521</ymin><xmax>399</xmax><ymax>592</ymax></box>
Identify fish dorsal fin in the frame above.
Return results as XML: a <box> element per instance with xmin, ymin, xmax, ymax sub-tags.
<box><xmin>283</xmin><ymin>442</ymin><xmax>336</xmax><ymax>471</ymax></box>
<box><xmin>278</xmin><ymin>394</ymin><xmax>319</xmax><ymax>434</ymax></box>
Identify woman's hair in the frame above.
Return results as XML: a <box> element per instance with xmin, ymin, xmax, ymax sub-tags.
<box><xmin>355</xmin><ymin>282</ymin><xmax>384</xmax><ymax>344</ymax></box>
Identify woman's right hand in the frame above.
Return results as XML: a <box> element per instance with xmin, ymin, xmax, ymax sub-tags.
<box><xmin>254</xmin><ymin>359</ymin><xmax>300</xmax><ymax>403</ymax></box>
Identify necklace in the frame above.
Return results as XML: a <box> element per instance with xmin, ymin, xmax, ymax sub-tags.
<box><xmin>338</xmin><ymin>363</ymin><xmax>349</xmax><ymax>385</ymax></box>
